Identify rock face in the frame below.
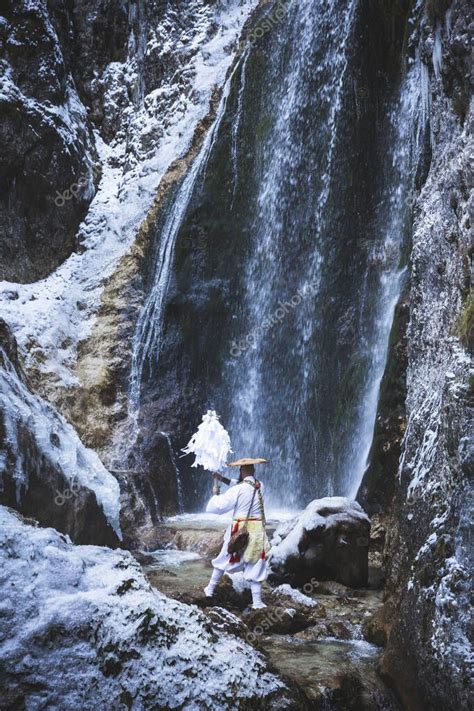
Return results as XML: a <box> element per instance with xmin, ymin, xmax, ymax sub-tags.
<box><xmin>0</xmin><ymin>0</ymin><xmax>95</xmax><ymax>282</ymax></box>
<box><xmin>0</xmin><ymin>320</ymin><xmax>120</xmax><ymax>546</ymax></box>
<box><xmin>270</xmin><ymin>498</ymin><xmax>370</xmax><ymax>588</ymax></box>
<box><xmin>0</xmin><ymin>506</ymin><xmax>297</xmax><ymax>710</ymax></box>
<box><xmin>358</xmin><ymin>1</ymin><xmax>473</xmax><ymax>708</ymax></box>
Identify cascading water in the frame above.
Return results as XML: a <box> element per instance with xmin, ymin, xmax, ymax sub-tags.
<box><xmin>131</xmin><ymin>0</ymin><xmax>423</xmax><ymax>511</ymax></box>
<box><xmin>219</xmin><ymin>0</ymin><xmax>421</xmax><ymax>508</ymax></box>
<box><xmin>223</xmin><ymin>0</ymin><xmax>362</xmax><ymax>507</ymax></box>
<box><xmin>129</xmin><ymin>53</ymin><xmax>249</xmax><ymax>415</ymax></box>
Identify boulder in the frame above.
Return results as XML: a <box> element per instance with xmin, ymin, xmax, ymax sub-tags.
<box><xmin>177</xmin><ymin>578</ymin><xmax>252</xmax><ymax>612</ymax></box>
<box><xmin>244</xmin><ymin>604</ymin><xmax>326</xmax><ymax>637</ymax></box>
<box><xmin>270</xmin><ymin>497</ymin><xmax>370</xmax><ymax>588</ymax></box>
<box><xmin>0</xmin><ymin>506</ymin><xmax>299</xmax><ymax>710</ymax></box>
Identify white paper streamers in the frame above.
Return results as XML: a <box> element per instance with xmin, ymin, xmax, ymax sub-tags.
<box><xmin>181</xmin><ymin>410</ymin><xmax>232</xmax><ymax>472</ymax></box>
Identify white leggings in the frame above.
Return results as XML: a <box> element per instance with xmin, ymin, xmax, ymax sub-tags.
<box><xmin>207</xmin><ymin>569</ymin><xmax>262</xmax><ymax>603</ymax></box>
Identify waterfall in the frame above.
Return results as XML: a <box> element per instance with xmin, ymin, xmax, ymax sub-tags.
<box><xmin>222</xmin><ymin>0</ymin><xmax>420</xmax><ymax>508</ymax></box>
<box><xmin>129</xmin><ymin>54</ymin><xmax>247</xmax><ymax>414</ymax></box>
<box><xmin>160</xmin><ymin>431</ymin><xmax>185</xmax><ymax>513</ymax></box>
<box><xmin>224</xmin><ymin>0</ymin><xmax>366</xmax><ymax>506</ymax></box>
<box><xmin>130</xmin><ymin>0</ymin><xmax>424</xmax><ymax>512</ymax></box>
<box><xmin>231</xmin><ymin>49</ymin><xmax>250</xmax><ymax>209</ymax></box>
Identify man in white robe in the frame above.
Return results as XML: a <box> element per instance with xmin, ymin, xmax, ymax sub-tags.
<box><xmin>204</xmin><ymin>461</ymin><xmax>270</xmax><ymax>609</ymax></box>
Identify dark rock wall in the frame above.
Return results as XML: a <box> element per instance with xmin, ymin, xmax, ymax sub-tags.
<box><xmin>359</xmin><ymin>0</ymin><xmax>473</xmax><ymax>708</ymax></box>
<box><xmin>0</xmin><ymin>0</ymin><xmax>97</xmax><ymax>282</ymax></box>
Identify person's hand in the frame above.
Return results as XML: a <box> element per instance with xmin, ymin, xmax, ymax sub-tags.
<box><xmin>212</xmin><ymin>484</ymin><xmax>221</xmax><ymax>496</ymax></box>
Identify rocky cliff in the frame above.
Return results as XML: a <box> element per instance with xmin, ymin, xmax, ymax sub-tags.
<box><xmin>0</xmin><ymin>0</ymin><xmax>472</xmax><ymax>708</ymax></box>
<box><xmin>359</xmin><ymin>0</ymin><xmax>473</xmax><ymax>708</ymax></box>
<box><xmin>0</xmin><ymin>0</ymin><xmax>261</xmax><ymax>535</ymax></box>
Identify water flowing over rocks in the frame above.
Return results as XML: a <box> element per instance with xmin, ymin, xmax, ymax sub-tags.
<box><xmin>140</xmin><ymin>520</ymin><xmax>399</xmax><ymax>710</ymax></box>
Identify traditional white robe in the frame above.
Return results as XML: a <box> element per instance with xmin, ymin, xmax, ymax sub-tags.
<box><xmin>206</xmin><ymin>475</ymin><xmax>270</xmax><ymax>582</ymax></box>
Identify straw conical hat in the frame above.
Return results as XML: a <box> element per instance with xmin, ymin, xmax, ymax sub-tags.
<box><xmin>226</xmin><ymin>457</ymin><xmax>268</xmax><ymax>467</ymax></box>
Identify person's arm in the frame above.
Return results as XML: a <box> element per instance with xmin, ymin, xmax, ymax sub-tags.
<box><xmin>206</xmin><ymin>482</ymin><xmax>239</xmax><ymax>515</ymax></box>
<box><xmin>211</xmin><ymin>472</ymin><xmax>238</xmax><ymax>486</ymax></box>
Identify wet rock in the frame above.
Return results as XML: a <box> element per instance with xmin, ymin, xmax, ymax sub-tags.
<box><xmin>270</xmin><ymin>498</ymin><xmax>370</xmax><ymax>588</ymax></box>
<box><xmin>262</xmin><ymin>634</ymin><xmax>399</xmax><ymax>710</ymax></box>
<box><xmin>362</xmin><ymin>608</ymin><xmax>390</xmax><ymax>648</ymax></box>
<box><xmin>357</xmin><ymin>297</ymin><xmax>409</xmax><ymax>517</ymax></box>
<box><xmin>177</xmin><ymin>575</ymin><xmax>252</xmax><ymax>613</ymax></box>
<box><xmin>162</xmin><ymin>528</ymin><xmax>223</xmax><ymax>558</ymax></box>
<box><xmin>295</xmin><ymin>620</ymin><xmax>354</xmax><ymax>642</ymax></box>
<box><xmin>244</xmin><ymin>604</ymin><xmax>326</xmax><ymax>636</ymax></box>
<box><xmin>313</xmin><ymin>580</ymin><xmax>354</xmax><ymax>597</ymax></box>
<box><xmin>113</xmin><ymin>432</ymin><xmax>182</xmax><ymax>549</ymax></box>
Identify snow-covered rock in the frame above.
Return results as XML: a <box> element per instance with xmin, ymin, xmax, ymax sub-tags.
<box><xmin>0</xmin><ymin>506</ymin><xmax>294</xmax><ymax>710</ymax></box>
<box><xmin>270</xmin><ymin>497</ymin><xmax>370</xmax><ymax>588</ymax></box>
<box><xmin>0</xmin><ymin>320</ymin><xmax>121</xmax><ymax>546</ymax></box>
<box><xmin>272</xmin><ymin>584</ymin><xmax>318</xmax><ymax>608</ymax></box>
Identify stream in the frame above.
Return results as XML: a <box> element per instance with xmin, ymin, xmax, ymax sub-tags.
<box><xmin>138</xmin><ymin>516</ymin><xmax>400</xmax><ymax>709</ymax></box>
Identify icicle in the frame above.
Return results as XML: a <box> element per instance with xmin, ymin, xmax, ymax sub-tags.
<box><xmin>432</xmin><ymin>25</ymin><xmax>443</xmax><ymax>81</ymax></box>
